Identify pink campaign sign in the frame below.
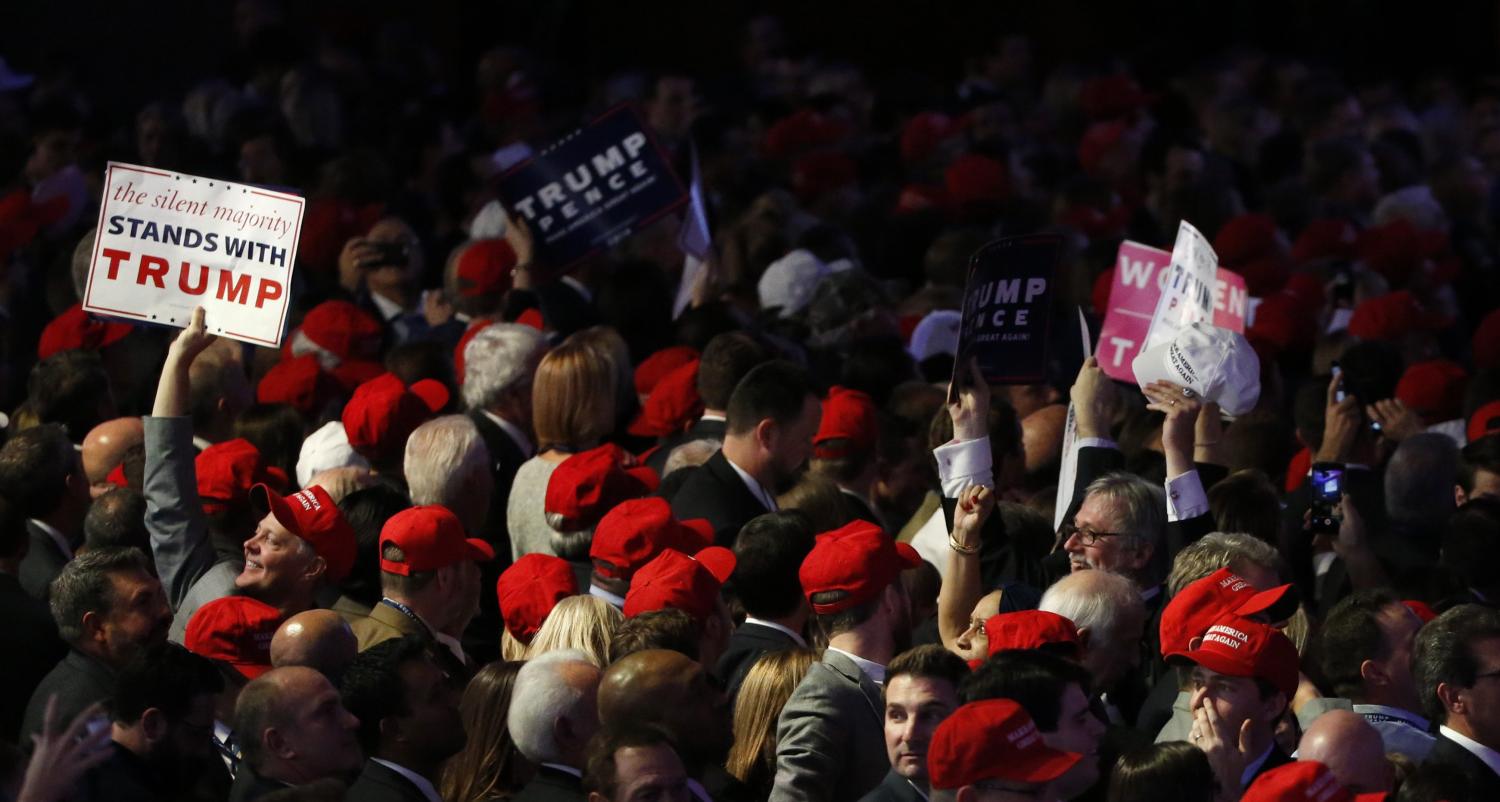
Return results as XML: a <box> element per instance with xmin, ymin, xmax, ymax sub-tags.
<box><xmin>1096</xmin><ymin>241</ymin><xmax>1248</xmax><ymax>382</ymax></box>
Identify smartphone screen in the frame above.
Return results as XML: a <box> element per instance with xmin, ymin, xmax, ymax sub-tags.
<box><xmin>1311</xmin><ymin>463</ymin><xmax>1344</xmax><ymax>504</ymax></box>
<box><xmin>1332</xmin><ymin>363</ymin><xmax>1345</xmax><ymax>403</ymax></box>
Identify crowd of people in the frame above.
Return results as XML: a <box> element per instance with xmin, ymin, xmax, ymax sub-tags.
<box><xmin>2</xmin><ymin>4</ymin><xmax>1500</xmax><ymax>802</ymax></box>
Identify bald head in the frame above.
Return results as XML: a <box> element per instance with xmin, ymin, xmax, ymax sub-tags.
<box><xmin>1021</xmin><ymin>404</ymin><xmax>1067</xmax><ymax>475</ymax></box>
<box><xmin>1298</xmin><ymin>710</ymin><xmax>1394</xmax><ymax>795</ymax></box>
<box><xmin>82</xmin><ymin>417</ymin><xmax>144</xmax><ymax>492</ymax></box>
<box><xmin>599</xmin><ymin>649</ymin><xmax>731</xmax><ymax>766</ymax></box>
<box><xmin>270</xmin><ymin>610</ymin><xmax>357</xmax><ymax>678</ymax></box>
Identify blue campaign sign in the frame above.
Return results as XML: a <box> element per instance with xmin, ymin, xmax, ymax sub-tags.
<box><xmin>497</xmin><ymin>105</ymin><xmax>688</xmax><ymax>268</ymax></box>
<box><xmin>955</xmin><ymin>234</ymin><xmax>1060</xmax><ymax>385</ymax></box>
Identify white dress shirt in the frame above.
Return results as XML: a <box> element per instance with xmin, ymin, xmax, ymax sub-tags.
<box><xmin>726</xmin><ymin>456</ymin><xmax>778</xmax><ymax>511</ymax></box>
<box><xmin>827</xmin><ymin>647</ymin><xmax>887</xmax><ymax>685</ymax></box>
<box><xmin>590</xmin><ymin>583</ymin><xmax>626</xmax><ymax>609</ymax></box>
<box><xmin>744</xmin><ymin>617</ymin><xmax>807</xmax><ymax>647</ymax></box>
<box><xmin>371</xmin><ymin>758</ymin><xmax>443</xmax><ymax>802</ymax></box>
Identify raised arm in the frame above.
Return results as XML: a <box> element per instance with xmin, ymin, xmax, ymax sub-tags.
<box><xmin>938</xmin><ymin>484</ymin><xmax>995</xmax><ymax>652</ymax></box>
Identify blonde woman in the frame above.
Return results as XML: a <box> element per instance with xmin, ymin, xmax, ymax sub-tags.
<box><xmin>522</xmin><ymin>595</ymin><xmax>622</xmax><ymax>667</ymax></box>
<box><xmin>725</xmin><ymin>648</ymin><xmax>816</xmax><ymax>797</ymax></box>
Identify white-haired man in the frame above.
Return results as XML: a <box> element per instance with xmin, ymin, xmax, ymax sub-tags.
<box><xmin>404</xmin><ymin>415</ymin><xmax>493</xmax><ymax>534</ymax></box>
<box><xmin>1039</xmin><ymin>569</ymin><xmax>1147</xmax><ymax>698</ymax></box>
<box><xmin>509</xmin><ymin>648</ymin><xmax>603</xmax><ymax>802</ymax></box>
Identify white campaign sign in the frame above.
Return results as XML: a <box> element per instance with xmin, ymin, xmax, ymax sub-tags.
<box><xmin>83</xmin><ymin>162</ymin><xmax>304</xmax><ymax>347</ymax></box>
<box><xmin>1142</xmin><ymin>221</ymin><xmax>1218</xmax><ymax>353</ymax></box>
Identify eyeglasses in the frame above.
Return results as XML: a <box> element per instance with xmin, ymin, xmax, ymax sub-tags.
<box><xmin>1059</xmin><ymin>521</ymin><xmax>1126</xmax><ymax>547</ymax></box>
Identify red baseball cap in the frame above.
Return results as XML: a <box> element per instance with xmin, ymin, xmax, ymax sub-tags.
<box><xmin>251</xmin><ymin>484</ymin><xmax>357</xmax><ymax>583</ymax></box>
<box><xmin>900</xmin><ymin>112</ymin><xmax>960</xmax><ymax>165</ymax></box>
<box><xmin>341</xmin><ymin>372</ymin><xmax>449</xmax><ymax>460</ymax></box>
<box><xmin>258</xmin><ymin>354</ymin><xmax>336</xmax><ymax>417</ymax></box>
<box><xmin>1291</xmin><ymin>219</ymin><xmax>1359</xmax><ymax>266</ymax></box>
<box><xmin>184</xmin><ymin>596</ymin><xmax>284</xmax><ymax>680</ymax></box>
<box><xmin>945</xmin><ymin>153</ymin><xmax>1010</xmax><ymax>207</ymax></box>
<box><xmin>800</xmin><ymin>520</ymin><xmax>922</xmax><ymax>614</ymax></box>
<box><xmin>455</xmin><ymin>239</ymin><xmax>517</xmax><ymax>298</ymax></box>
<box><xmin>1474</xmin><ymin>308</ymin><xmax>1500</xmax><ymax>371</ymax></box>
<box><xmin>1167</xmin><ymin>613</ymin><xmax>1300</xmax><ymax>698</ymax></box>
<box><xmin>589</xmin><ymin>497</ymin><xmax>714</xmax><ymax>582</ymax></box>
<box><xmin>813</xmin><ymin>386</ymin><xmax>878</xmax><ymax>459</ymax></box>
<box><xmin>496</xmin><ymin>553</ymin><xmax>578</xmax><ymax>642</ymax></box>
<box><xmin>1469</xmin><ymin>401</ymin><xmax>1500</xmax><ymax>445</ymax></box>
<box><xmin>379</xmin><ymin>505</ymin><xmax>494</xmax><ymax>575</ymax></box>
<box><xmin>627</xmin><ymin>359</ymin><xmax>704</xmax><ymax>438</ymax></box>
<box><xmin>1241</xmin><ymin>760</ymin><xmax>1384</xmax><ymax>802</ymax></box>
<box><xmin>1077</xmin><ymin>121</ymin><xmax>1127</xmax><ymax>178</ymax></box>
<box><xmin>1347</xmin><ymin>290</ymin><xmax>1446</xmax><ymax>342</ymax></box>
<box><xmin>1404</xmin><ymin>600</ymin><xmax>1437</xmax><ymax>624</ymax></box>
<box><xmin>623</xmin><ymin>546</ymin><xmax>736</xmax><ymax>622</ymax></box>
<box><xmin>1395</xmin><ymin>359</ymin><xmax>1467</xmax><ymax>422</ymax></box>
<box><xmin>545</xmin><ymin>444</ymin><xmax>660</xmax><ymax>531</ymax></box>
<box><xmin>452</xmin><ymin>318</ymin><xmax>495</xmax><ymax>386</ymax></box>
<box><xmin>1215</xmin><ymin>213</ymin><xmax>1279</xmax><ymax>265</ymax></box>
<box><xmin>38</xmin><ymin>303</ymin><xmax>132</xmax><ymax>360</ymax></box>
<box><xmin>1160</xmin><ymin>568</ymin><xmax>1297</xmax><ymax>658</ymax></box>
<box><xmin>633</xmin><ymin>346</ymin><xmax>700</xmax><ymax>398</ymax></box>
<box><xmin>196</xmin><ymin>439</ymin><xmax>287</xmax><ymax>515</ymax></box>
<box><xmin>985</xmin><ymin>611</ymin><xmax>1081</xmax><ymax>659</ymax></box>
<box><xmin>928</xmin><ymin>699</ymin><xmax>1082</xmax><ymax>791</ymax></box>
<box><xmin>298</xmin><ymin>300</ymin><xmax>382</xmax><ymax>361</ymax></box>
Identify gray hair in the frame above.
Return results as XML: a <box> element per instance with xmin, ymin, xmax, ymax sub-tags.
<box><xmin>1385</xmin><ymin>433</ymin><xmax>1459</xmax><ymax>525</ymax></box>
<box><xmin>508</xmin><ymin>648</ymin><xmax>600</xmax><ymax>764</ymax></box>
<box><xmin>50</xmin><ymin>546</ymin><xmax>154</xmax><ymax>643</ymax></box>
<box><xmin>1167</xmin><ymin>531</ymin><xmax>1283</xmax><ymax>596</ymax></box>
<box><xmin>663</xmin><ymin>439</ymin><xmax>721</xmax><ymax>477</ymax></box>
<box><xmin>1039</xmin><ymin>569</ymin><xmax>1141</xmax><ymax>647</ymax></box>
<box><xmin>1082</xmin><ymin>472</ymin><xmax>1165</xmax><ymax>549</ymax></box>
<box><xmin>404</xmin><ymin>415</ymin><xmax>489</xmax><ymax>508</ymax></box>
<box><xmin>461</xmin><ymin>324</ymin><xmax>547</xmax><ymax>411</ymax></box>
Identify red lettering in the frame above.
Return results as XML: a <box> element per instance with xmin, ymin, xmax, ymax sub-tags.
<box><xmin>137</xmin><ymin>255</ymin><xmax>169</xmax><ymax>288</ymax></box>
<box><xmin>101</xmin><ymin>248</ymin><xmax>131</xmax><ymax>280</ymax></box>
<box><xmin>178</xmin><ymin>262</ymin><xmax>208</xmax><ymax>295</ymax></box>
<box><xmin>216</xmin><ymin>270</ymin><xmax>250</xmax><ymax>304</ymax></box>
<box><xmin>254</xmin><ymin>279</ymin><xmax>283</xmax><ymax>309</ymax></box>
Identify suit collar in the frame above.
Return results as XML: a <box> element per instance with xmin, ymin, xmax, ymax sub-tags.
<box><xmin>821</xmin><ymin>649</ymin><xmax>885</xmax><ymax>720</ymax></box>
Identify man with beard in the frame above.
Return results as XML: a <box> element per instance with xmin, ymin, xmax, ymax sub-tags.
<box><xmin>770</xmin><ymin>518</ymin><xmax>924</xmax><ymax>802</ymax></box>
<box><xmin>670</xmin><ymin>361</ymin><xmax>822</xmax><ymax>546</ymax></box>
<box><xmin>21</xmin><ymin>547</ymin><xmax>173</xmax><ymax>740</ymax></box>
<box><xmin>597</xmin><ymin>649</ymin><xmax>741</xmax><ymax>801</ymax></box>
<box><xmin>75</xmin><ymin>643</ymin><xmax>226</xmax><ymax>802</ymax></box>
<box><xmin>342</xmin><ymin>637</ymin><xmax>467</xmax><ymax>802</ymax></box>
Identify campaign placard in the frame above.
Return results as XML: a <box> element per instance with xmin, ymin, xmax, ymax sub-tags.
<box><xmin>1096</xmin><ymin>239</ymin><xmax>1249</xmax><ymax>382</ymax></box>
<box><xmin>1143</xmin><ymin>221</ymin><xmax>1218</xmax><ymax>353</ymax></box>
<box><xmin>83</xmin><ymin>162</ymin><xmax>302</xmax><ymax>347</ymax></box>
<box><xmin>955</xmin><ymin>234</ymin><xmax>1059</xmax><ymax>385</ymax></box>
<box><xmin>497</xmin><ymin>105</ymin><xmax>687</xmax><ymax>268</ymax></box>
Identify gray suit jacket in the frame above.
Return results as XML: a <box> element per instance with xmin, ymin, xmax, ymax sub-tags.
<box><xmin>770</xmin><ymin>650</ymin><xmax>889</xmax><ymax>802</ymax></box>
<box><xmin>144</xmin><ymin>417</ymin><xmax>242</xmax><ymax>642</ymax></box>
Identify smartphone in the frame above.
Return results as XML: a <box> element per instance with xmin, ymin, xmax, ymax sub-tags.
<box><xmin>1309</xmin><ymin>462</ymin><xmax>1344</xmax><ymax>534</ymax></box>
<box><xmin>1332</xmin><ymin>363</ymin><xmax>1345</xmax><ymax>403</ymax></box>
<box><xmin>365</xmin><ymin>241</ymin><xmax>411</xmax><ymax>269</ymax></box>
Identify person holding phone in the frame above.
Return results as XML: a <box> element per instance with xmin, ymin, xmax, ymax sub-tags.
<box><xmin>338</xmin><ymin>217</ymin><xmax>463</xmax><ymax>347</ymax></box>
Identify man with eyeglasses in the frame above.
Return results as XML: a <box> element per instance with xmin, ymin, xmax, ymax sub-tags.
<box><xmin>1413</xmin><ymin>604</ymin><xmax>1500</xmax><ymax>798</ymax></box>
<box><xmin>926</xmin><ymin>699</ymin><xmax>1083</xmax><ymax>802</ymax></box>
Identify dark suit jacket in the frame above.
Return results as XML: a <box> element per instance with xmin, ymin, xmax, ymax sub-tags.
<box><xmin>1246</xmin><ymin>746</ymin><xmax>1295</xmax><ymax>788</ymax></box>
<box><xmin>1425</xmin><ymin>733</ymin><xmax>1500</xmax><ymax>800</ymax></box>
<box><xmin>0</xmin><ymin>571</ymin><xmax>66</xmax><ymax>740</ymax></box>
<box><xmin>669</xmin><ymin>450</ymin><xmax>771</xmax><ymax>546</ymax></box>
<box><xmin>348</xmin><ymin>759</ymin><xmax>435</xmax><ymax>802</ymax></box>
<box><xmin>841</xmin><ymin>490</ymin><xmax>885</xmax><ymax>531</ymax></box>
<box><xmin>512</xmin><ymin>765</ymin><xmax>587</xmax><ymax>802</ymax></box>
<box><xmin>770</xmin><ymin>650</ymin><xmax>888</xmax><ymax>802</ymax></box>
<box><xmin>467</xmin><ymin>410</ymin><xmax>531</xmax><ymax>664</ymax></box>
<box><xmin>857</xmin><ymin>771</ymin><xmax>924</xmax><ymax>802</ymax></box>
<box><xmin>20</xmin><ymin>648</ymin><xmax>115</xmax><ymax>742</ymax></box>
<box><xmin>227</xmin><ymin>766</ymin><xmax>292</xmax><ymax>802</ymax></box>
<box><xmin>19</xmin><ymin>520</ymin><xmax>72</xmax><ymax>600</ymax></box>
<box><xmin>647</xmin><ymin>417</ymin><xmax>728</xmax><ymax>475</ymax></box>
<box><xmin>716</xmin><ymin>621</ymin><xmax>802</xmax><ymax>698</ymax></box>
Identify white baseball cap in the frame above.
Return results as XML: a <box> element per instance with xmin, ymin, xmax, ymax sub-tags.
<box><xmin>909</xmin><ymin>309</ymin><xmax>962</xmax><ymax>363</ymax></box>
<box><xmin>297</xmin><ymin>420</ymin><xmax>371</xmax><ymax>489</ymax></box>
<box><xmin>1131</xmin><ymin>322</ymin><xmax>1261</xmax><ymax>417</ymax></box>
<box><xmin>758</xmin><ymin>249</ymin><xmax>830</xmax><ymax>317</ymax></box>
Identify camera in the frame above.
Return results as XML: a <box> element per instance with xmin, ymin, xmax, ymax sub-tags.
<box><xmin>1309</xmin><ymin>462</ymin><xmax>1343</xmax><ymax>535</ymax></box>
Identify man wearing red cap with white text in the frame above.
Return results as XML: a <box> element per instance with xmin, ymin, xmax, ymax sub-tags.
<box><xmin>347</xmin><ymin>504</ymin><xmax>493</xmax><ymax>676</ymax></box>
<box><xmin>770</xmin><ymin>518</ymin><xmax>923</xmax><ymax>802</ymax></box>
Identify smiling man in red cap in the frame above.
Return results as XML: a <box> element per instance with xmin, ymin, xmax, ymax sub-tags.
<box><xmin>146</xmin><ymin>308</ymin><xmax>359</xmax><ymax>647</ymax></box>
<box><xmin>348</xmin><ymin>504</ymin><xmax>494</xmax><ymax>677</ymax></box>
<box><xmin>926</xmin><ymin>698</ymin><xmax>1083</xmax><ymax>802</ymax></box>
<box><xmin>1170</xmin><ymin>614</ymin><xmax>1301</xmax><ymax>790</ymax></box>
<box><xmin>770</xmin><ymin>519</ymin><xmax>922</xmax><ymax>802</ymax></box>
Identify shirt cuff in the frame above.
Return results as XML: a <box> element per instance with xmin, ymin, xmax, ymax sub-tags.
<box><xmin>1165</xmin><ymin>470</ymin><xmax>1209</xmax><ymax>522</ymax></box>
<box><xmin>935</xmin><ymin>437</ymin><xmax>993</xmax><ymax>497</ymax></box>
<box><xmin>1075</xmin><ymin>437</ymin><xmax>1118</xmax><ymax>451</ymax></box>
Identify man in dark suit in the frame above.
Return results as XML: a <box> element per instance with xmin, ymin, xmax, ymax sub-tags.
<box><xmin>0</xmin><ymin>494</ymin><xmax>68</xmax><ymax>739</ymax></box>
<box><xmin>860</xmin><ymin>646</ymin><xmax>969</xmax><ymax>802</ymax></box>
<box><xmin>230</xmin><ymin>666</ymin><xmax>363</xmax><ymax>802</ymax></box>
<box><xmin>647</xmin><ymin>333</ymin><xmax>767</xmax><ymax>476</ymax></box>
<box><xmin>342</xmin><ymin>638</ymin><xmax>466</xmax><ymax>802</ymax></box>
<box><xmin>0</xmin><ymin>423</ymin><xmax>92</xmax><ymax>601</ymax></box>
<box><xmin>509</xmin><ymin>649</ymin><xmax>604</xmax><ymax>802</ymax></box>
<box><xmin>771</xmin><ymin>520</ymin><xmax>923</xmax><ymax>802</ymax></box>
<box><xmin>21</xmin><ymin>547</ymin><xmax>172</xmax><ymax>742</ymax></box>
<box><xmin>74</xmin><ymin>643</ymin><xmax>227</xmax><ymax>802</ymax></box>
<box><xmin>718</xmin><ymin>512</ymin><xmax>815</xmax><ymax>697</ymax></box>
<box><xmin>671</xmin><ymin>361</ymin><xmax>822</xmax><ymax>546</ymax></box>
<box><xmin>1415</xmin><ymin>604</ymin><xmax>1500</xmax><ymax>799</ymax></box>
